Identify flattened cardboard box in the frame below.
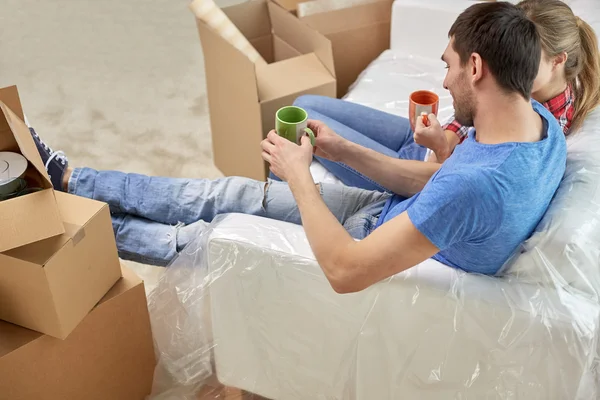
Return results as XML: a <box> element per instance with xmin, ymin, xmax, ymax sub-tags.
<box><xmin>197</xmin><ymin>0</ymin><xmax>336</xmax><ymax>180</ymax></box>
<box><xmin>0</xmin><ymin>191</ymin><xmax>122</xmax><ymax>339</ymax></box>
<box><xmin>0</xmin><ymin>266</ymin><xmax>156</xmax><ymax>400</ymax></box>
<box><xmin>0</xmin><ymin>86</ymin><xmax>64</xmax><ymax>252</ymax></box>
<box><xmin>274</xmin><ymin>0</ymin><xmax>393</xmax><ymax>97</ymax></box>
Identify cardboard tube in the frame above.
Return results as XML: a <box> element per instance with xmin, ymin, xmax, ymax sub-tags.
<box><xmin>190</xmin><ymin>0</ymin><xmax>267</xmax><ymax>65</ymax></box>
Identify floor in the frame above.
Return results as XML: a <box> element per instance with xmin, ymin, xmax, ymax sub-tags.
<box><xmin>1</xmin><ymin>0</ymin><xmax>242</xmax><ymax>293</ymax></box>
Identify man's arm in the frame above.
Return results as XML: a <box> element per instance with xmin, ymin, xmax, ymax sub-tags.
<box><xmin>310</xmin><ymin>119</ymin><xmax>440</xmax><ymax>197</ymax></box>
<box><xmin>288</xmin><ymin>170</ymin><xmax>439</xmax><ymax>294</ymax></box>
<box><xmin>339</xmin><ymin>140</ymin><xmax>441</xmax><ymax>197</ymax></box>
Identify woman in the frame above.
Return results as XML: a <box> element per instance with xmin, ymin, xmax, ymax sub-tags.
<box><xmin>290</xmin><ymin>0</ymin><xmax>600</xmax><ymax>191</ymax></box>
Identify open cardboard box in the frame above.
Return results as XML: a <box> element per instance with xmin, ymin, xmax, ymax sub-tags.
<box><xmin>197</xmin><ymin>0</ymin><xmax>336</xmax><ymax>180</ymax></box>
<box><xmin>273</xmin><ymin>0</ymin><xmax>393</xmax><ymax>97</ymax></box>
<box><xmin>0</xmin><ymin>265</ymin><xmax>155</xmax><ymax>400</ymax></box>
<box><xmin>0</xmin><ymin>86</ymin><xmax>65</xmax><ymax>252</ymax></box>
<box><xmin>0</xmin><ymin>191</ymin><xmax>122</xmax><ymax>339</ymax></box>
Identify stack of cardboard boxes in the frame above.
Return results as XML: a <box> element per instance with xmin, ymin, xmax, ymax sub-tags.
<box><xmin>197</xmin><ymin>0</ymin><xmax>392</xmax><ymax>180</ymax></box>
<box><xmin>0</xmin><ymin>86</ymin><xmax>156</xmax><ymax>399</ymax></box>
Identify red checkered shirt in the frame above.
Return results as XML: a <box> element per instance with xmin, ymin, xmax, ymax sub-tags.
<box><xmin>443</xmin><ymin>85</ymin><xmax>575</xmax><ymax>142</ymax></box>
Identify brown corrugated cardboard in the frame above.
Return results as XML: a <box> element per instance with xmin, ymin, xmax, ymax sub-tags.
<box><xmin>0</xmin><ymin>265</ymin><xmax>156</xmax><ymax>400</ymax></box>
<box><xmin>197</xmin><ymin>0</ymin><xmax>335</xmax><ymax>180</ymax></box>
<box><xmin>0</xmin><ymin>191</ymin><xmax>122</xmax><ymax>339</ymax></box>
<box><xmin>274</xmin><ymin>0</ymin><xmax>392</xmax><ymax>97</ymax></box>
<box><xmin>0</xmin><ymin>86</ymin><xmax>65</xmax><ymax>252</ymax></box>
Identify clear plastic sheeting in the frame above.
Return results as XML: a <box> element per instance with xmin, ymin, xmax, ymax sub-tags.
<box><xmin>344</xmin><ymin>49</ymin><xmax>455</xmax><ymax>125</ymax></box>
<box><xmin>504</xmin><ymin>108</ymin><xmax>600</xmax><ymax>297</ymax></box>
<box><xmin>147</xmin><ymin>203</ymin><xmax>600</xmax><ymax>400</ymax></box>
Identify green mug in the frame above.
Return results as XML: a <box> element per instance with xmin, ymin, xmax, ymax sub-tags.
<box><xmin>275</xmin><ymin>106</ymin><xmax>316</xmax><ymax>146</ymax></box>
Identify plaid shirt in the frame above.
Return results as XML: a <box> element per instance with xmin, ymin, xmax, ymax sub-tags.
<box><xmin>443</xmin><ymin>85</ymin><xmax>575</xmax><ymax>141</ymax></box>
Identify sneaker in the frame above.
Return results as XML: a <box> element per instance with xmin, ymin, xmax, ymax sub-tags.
<box><xmin>29</xmin><ymin>127</ymin><xmax>68</xmax><ymax>191</ymax></box>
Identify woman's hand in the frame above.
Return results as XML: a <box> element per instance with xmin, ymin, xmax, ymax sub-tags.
<box><xmin>308</xmin><ymin>119</ymin><xmax>347</xmax><ymax>162</ymax></box>
<box><xmin>413</xmin><ymin>114</ymin><xmax>451</xmax><ymax>162</ymax></box>
<box><xmin>261</xmin><ymin>131</ymin><xmax>313</xmax><ymax>182</ymax></box>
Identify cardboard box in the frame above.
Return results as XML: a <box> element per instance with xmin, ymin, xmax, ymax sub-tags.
<box><xmin>197</xmin><ymin>0</ymin><xmax>336</xmax><ymax>180</ymax></box>
<box><xmin>0</xmin><ymin>266</ymin><xmax>156</xmax><ymax>400</ymax></box>
<box><xmin>0</xmin><ymin>86</ymin><xmax>65</xmax><ymax>252</ymax></box>
<box><xmin>0</xmin><ymin>191</ymin><xmax>122</xmax><ymax>339</ymax></box>
<box><xmin>275</xmin><ymin>0</ymin><xmax>393</xmax><ymax>97</ymax></box>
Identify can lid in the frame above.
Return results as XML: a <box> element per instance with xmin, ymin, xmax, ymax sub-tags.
<box><xmin>0</xmin><ymin>152</ymin><xmax>28</xmax><ymax>182</ymax></box>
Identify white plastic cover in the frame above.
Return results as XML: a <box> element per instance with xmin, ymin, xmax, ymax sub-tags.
<box><xmin>343</xmin><ymin>49</ymin><xmax>454</xmax><ymax>123</ymax></box>
<box><xmin>147</xmin><ymin>193</ymin><xmax>600</xmax><ymax>400</ymax></box>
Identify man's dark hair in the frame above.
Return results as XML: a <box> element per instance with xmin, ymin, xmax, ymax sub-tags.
<box><xmin>449</xmin><ymin>2</ymin><xmax>541</xmax><ymax>99</ymax></box>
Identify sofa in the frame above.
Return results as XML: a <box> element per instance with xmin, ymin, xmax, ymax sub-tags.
<box><xmin>148</xmin><ymin>1</ymin><xmax>600</xmax><ymax>399</ymax></box>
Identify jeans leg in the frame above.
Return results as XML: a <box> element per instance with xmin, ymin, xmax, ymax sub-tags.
<box><xmin>110</xmin><ymin>181</ymin><xmax>390</xmax><ymax>266</ymax></box>
<box><xmin>69</xmin><ymin>168</ymin><xmax>268</xmax><ymax>225</ymax></box>
<box><xmin>294</xmin><ymin>95</ymin><xmax>414</xmax><ymax>152</ymax></box>
<box><xmin>70</xmin><ymin>169</ymin><xmax>389</xmax><ymax>265</ymax></box>
<box><xmin>111</xmin><ymin>213</ymin><xmax>208</xmax><ymax>266</ymax></box>
<box><xmin>264</xmin><ymin>180</ymin><xmax>390</xmax><ymax>230</ymax></box>
<box><xmin>294</xmin><ymin>108</ymin><xmax>399</xmax><ymax>191</ymax></box>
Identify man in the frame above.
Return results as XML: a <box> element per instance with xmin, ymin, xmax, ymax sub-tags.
<box><xmin>31</xmin><ymin>2</ymin><xmax>565</xmax><ymax>293</ymax></box>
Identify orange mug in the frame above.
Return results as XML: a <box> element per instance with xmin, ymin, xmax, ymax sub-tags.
<box><xmin>409</xmin><ymin>90</ymin><xmax>439</xmax><ymax>131</ymax></box>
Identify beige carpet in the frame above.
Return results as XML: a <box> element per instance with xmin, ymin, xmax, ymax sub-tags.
<box><xmin>1</xmin><ymin>0</ymin><xmax>242</xmax><ymax>292</ymax></box>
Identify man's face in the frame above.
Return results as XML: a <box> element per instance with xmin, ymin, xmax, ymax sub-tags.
<box><xmin>442</xmin><ymin>38</ymin><xmax>477</xmax><ymax>126</ymax></box>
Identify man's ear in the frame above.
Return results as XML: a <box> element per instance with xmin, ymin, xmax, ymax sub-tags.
<box><xmin>471</xmin><ymin>53</ymin><xmax>484</xmax><ymax>83</ymax></box>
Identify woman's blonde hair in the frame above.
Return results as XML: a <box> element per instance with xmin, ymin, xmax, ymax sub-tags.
<box><xmin>518</xmin><ymin>0</ymin><xmax>600</xmax><ymax>133</ymax></box>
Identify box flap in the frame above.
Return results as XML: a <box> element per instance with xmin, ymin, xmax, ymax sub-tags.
<box><xmin>197</xmin><ymin>18</ymin><xmax>266</xmax><ymax>180</ymax></box>
<box><xmin>273</xmin><ymin>35</ymin><xmax>302</xmax><ymax>62</ymax></box>
<box><xmin>223</xmin><ymin>0</ymin><xmax>271</xmax><ymax>41</ymax></box>
<box><xmin>272</xmin><ymin>0</ymin><xmax>303</xmax><ymax>12</ymax></box>
<box><xmin>268</xmin><ymin>1</ymin><xmax>335</xmax><ymax>77</ymax></box>
<box><xmin>0</xmin><ymin>193</ymin><xmax>103</xmax><ymax>265</ymax></box>
<box><xmin>0</xmin><ymin>189</ymin><xmax>65</xmax><ymax>253</ymax></box>
<box><xmin>327</xmin><ymin>22</ymin><xmax>390</xmax><ymax>96</ymax></box>
<box><xmin>54</xmin><ymin>191</ymin><xmax>106</xmax><ymax>226</ymax></box>
<box><xmin>0</xmin><ymin>86</ymin><xmax>25</xmax><ymax>123</ymax></box>
<box><xmin>0</xmin><ymin>102</ymin><xmax>52</xmax><ymax>189</ymax></box>
<box><xmin>300</xmin><ymin>0</ymin><xmax>392</xmax><ymax>35</ymax></box>
<box><xmin>256</xmin><ymin>53</ymin><xmax>335</xmax><ymax>102</ymax></box>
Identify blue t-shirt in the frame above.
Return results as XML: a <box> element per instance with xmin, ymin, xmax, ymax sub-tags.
<box><xmin>376</xmin><ymin>101</ymin><xmax>566</xmax><ymax>275</ymax></box>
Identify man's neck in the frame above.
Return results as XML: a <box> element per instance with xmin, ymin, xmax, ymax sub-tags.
<box><xmin>473</xmin><ymin>92</ymin><xmax>543</xmax><ymax>144</ymax></box>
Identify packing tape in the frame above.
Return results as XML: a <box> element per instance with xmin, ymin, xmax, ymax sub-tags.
<box><xmin>0</xmin><ymin>152</ymin><xmax>28</xmax><ymax>196</ymax></box>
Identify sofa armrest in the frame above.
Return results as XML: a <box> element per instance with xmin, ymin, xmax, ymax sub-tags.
<box><xmin>206</xmin><ymin>214</ymin><xmax>599</xmax><ymax>400</ymax></box>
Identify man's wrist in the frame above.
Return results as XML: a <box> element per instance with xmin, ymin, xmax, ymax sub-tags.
<box><xmin>287</xmin><ymin>167</ymin><xmax>314</xmax><ymax>190</ymax></box>
<box><xmin>336</xmin><ymin>139</ymin><xmax>354</xmax><ymax>164</ymax></box>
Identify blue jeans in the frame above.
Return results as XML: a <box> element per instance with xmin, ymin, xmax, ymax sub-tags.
<box><xmin>270</xmin><ymin>95</ymin><xmax>427</xmax><ymax>192</ymax></box>
<box><xmin>69</xmin><ymin>168</ymin><xmax>390</xmax><ymax>266</ymax></box>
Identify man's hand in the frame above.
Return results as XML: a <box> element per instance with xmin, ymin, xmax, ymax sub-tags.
<box><xmin>308</xmin><ymin>119</ymin><xmax>347</xmax><ymax>162</ymax></box>
<box><xmin>261</xmin><ymin>131</ymin><xmax>313</xmax><ymax>182</ymax></box>
<box><xmin>413</xmin><ymin>114</ymin><xmax>451</xmax><ymax>162</ymax></box>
